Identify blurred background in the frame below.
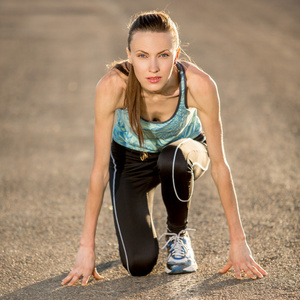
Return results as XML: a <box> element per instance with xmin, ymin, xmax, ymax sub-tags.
<box><xmin>0</xmin><ymin>0</ymin><xmax>299</xmax><ymax>299</ymax></box>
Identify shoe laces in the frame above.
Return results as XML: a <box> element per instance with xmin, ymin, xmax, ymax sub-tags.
<box><xmin>159</xmin><ymin>229</ymin><xmax>195</xmax><ymax>258</ymax></box>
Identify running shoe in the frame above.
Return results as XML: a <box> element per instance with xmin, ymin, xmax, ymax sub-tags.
<box><xmin>159</xmin><ymin>229</ymin><xmax>198</xmax><ymax>275</ymax></box>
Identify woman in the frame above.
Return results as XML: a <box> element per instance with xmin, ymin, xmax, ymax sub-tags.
<box><xmin>62</xmin><ymin>11</ymin><xmax>267</xmax><ymax>286</ymax></box>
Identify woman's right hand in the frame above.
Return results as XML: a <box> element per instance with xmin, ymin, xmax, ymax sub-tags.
<box><xmin>61</xmin><ymin>246</ymin><xmax>104</xmax><ymax>286</ymax></box>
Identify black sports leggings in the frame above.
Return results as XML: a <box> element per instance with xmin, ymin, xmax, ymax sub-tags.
<box><xmin>109</xmin><ymin>134</ymin><xmax>208</xmax><ymax>276</ymax></box>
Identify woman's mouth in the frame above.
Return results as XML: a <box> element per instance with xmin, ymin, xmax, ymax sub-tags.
<box><xmin>147</xmin><ymin>76</ymin><xmax>161</xmax><ymax>83</ymax></box>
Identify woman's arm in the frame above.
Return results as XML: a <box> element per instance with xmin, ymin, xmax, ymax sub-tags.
<box><xmin>62</xmin><ymin>70</ymin><xmax>125</xmax><ymax>286</ymax></box>
<box><xmin>185</xmin><ymin>63</ymin><xmax>267</xmax><ymax>279</ymax></box>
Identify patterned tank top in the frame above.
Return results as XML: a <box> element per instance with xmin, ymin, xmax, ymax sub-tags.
<box><xmin>112</xmin><ymin>62</ymin><xmax>202</xmax><ymax>153</ymax></box>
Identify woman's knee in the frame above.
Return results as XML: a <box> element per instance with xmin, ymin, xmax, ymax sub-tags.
<box><xmin>126</xmin><ymin>251</ymin><xmax>158</xmax><ymax>276</ymax></box>
<box><xmin>119</xmin><ymin>238</ymin><xmax>159</xmax><ymax>276</ymax></box>
<box><xmin>157</xmin><ymin>145</ymin><xmax>188</xmax><ymax>176</ymax></box>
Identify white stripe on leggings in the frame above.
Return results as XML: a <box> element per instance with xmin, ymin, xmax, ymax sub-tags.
<box><xmin>110</xmin><ymin>152</ymin><xmax>131</xmax><ymax>275</ymax></box>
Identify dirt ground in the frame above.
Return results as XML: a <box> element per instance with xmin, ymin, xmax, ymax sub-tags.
<box><xmin>0</xmin><ymin>0</ymin><xmax>299</xmax><ymax>299</ymax></box>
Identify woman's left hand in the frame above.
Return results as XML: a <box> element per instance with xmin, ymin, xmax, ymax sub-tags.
<box><xmin>218</xmin><ymin>239</ymin><xmax>268</xmax><ymax>279</ymax></box>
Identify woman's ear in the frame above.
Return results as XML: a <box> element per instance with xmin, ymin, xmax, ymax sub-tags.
<box><xmin>174</xmin><ymin>48</ymin><xmax>181</xmax><ymax>64</ymax></box>
<box><xmin>126</xmin><ymin>48</ymin><xmax>132</xmax><ymax>64</ymax></box>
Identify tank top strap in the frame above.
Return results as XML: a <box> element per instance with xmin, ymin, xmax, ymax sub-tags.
<box><xmin>176</xmin><ymin>62</ymin><xmax>188</xmax><ymax>109</ymax></box>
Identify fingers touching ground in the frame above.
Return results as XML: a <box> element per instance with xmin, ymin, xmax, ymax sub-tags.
<box><xmin>61</xmin><ymin>268</ymin><xmax>103</xmax><ymax>286</ymax></box>
<box><xmin>218</xmin><ymin>261</ymin><xmax>232</xmax><ymax>274</ymax></box>
<box><xmin>61</xmin><ymin>273</ymin><xmax>73</xmax><ymax>286</ymax></box>
<box><xmin>61</xmin><ymin>271</ymin><xmax>80</xmax><ymax>286</ymax></box>
<box><xmin>93</xmin><ymin>268</ymin><xmax>104</xmax><ymax>280</ymax></box>
<box><xmin>219</xmin><ymin>260</ymin><xmax>267</xmax><ymax>280</ymax></box>
<box><xmin>248</xmin><ymin>260</ymin><xmax>268</xmax><ymax>278</ymax></box>
<box><xmin>235</xmin><ymin>261</ymin><xmax>267</xmax><ymax>280</ymax></box>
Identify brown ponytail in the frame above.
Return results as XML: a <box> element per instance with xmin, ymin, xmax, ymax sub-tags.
<box><xmin>125</xmin><ymin>63</ymin><xmax>144</xmax><ymax>146</ymax></box>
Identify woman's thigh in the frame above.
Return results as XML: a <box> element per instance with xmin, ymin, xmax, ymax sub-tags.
<box><xmin>109</xmin><ymin>142</ymin><xmax>160</xmax><ymax>276</ymax></box>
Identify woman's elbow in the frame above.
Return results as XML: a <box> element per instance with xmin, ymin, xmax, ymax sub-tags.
<box><xmin>89</xmin><ymin>167</ymin><xmax>109</xmax><ymax>189</ymax></box>
<box><xmin>210</xmin><ymin>160</ymin><xmax>232</xmax><ymax>184</ymax></box>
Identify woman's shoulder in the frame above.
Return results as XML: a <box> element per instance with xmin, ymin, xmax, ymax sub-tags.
<box><xmin>95</xmin><ymin>65</ymin><xmax>127</xmax><ymax>109</ymax></box>
<box><xmin>96</xmin><ymin>65</ymin><xmax>127</xmax><ymax>92</ymax></box>
<box><xmin>180</xmin><ymin>60</ymin><xmax>216</xmax><ymax>92</ymax></box>
<box><xmin>179</xmin><ymin>60</ymin><xmax>219</xmax><ymax>109</ymax></box>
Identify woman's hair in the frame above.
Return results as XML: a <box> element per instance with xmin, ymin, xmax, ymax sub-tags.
<box><xmin>114</xmin><ymin>11</ymin><xmax>180</xmax><ymax>147</ymax></box>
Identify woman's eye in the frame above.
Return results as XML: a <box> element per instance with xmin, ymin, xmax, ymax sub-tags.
<box><xmin>160</xmin><ymin>53</ymin><xmax>169</xmax><ymax>57</ymax></box>
<box><xmin>137</xmin><ymin>54</ymin><xmax>147</xmax><ymax>58</ymax></box>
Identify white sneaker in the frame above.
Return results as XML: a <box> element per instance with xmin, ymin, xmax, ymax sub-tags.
<box><xmin>160</xmin><ymin>229</ymin><xmax>198</xmax><ymax>275</ymax></box>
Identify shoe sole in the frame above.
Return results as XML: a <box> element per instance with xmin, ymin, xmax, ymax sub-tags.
<box><xmin>165</xmin><ymin>264</ymin><xmax>198</xmax><ymax>275</ymax></box>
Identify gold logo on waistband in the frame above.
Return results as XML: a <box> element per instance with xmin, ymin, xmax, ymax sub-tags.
<box><xmin>140</xmin><ymin>152</ymin><xmax>149</xmax><ymax>161</ymax></box>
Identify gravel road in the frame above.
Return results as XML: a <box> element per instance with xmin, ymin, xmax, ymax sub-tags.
<box><xmin>0</xmin><ymin>0</ymin><xmax>299</xmax><ymax>299</ymax></box>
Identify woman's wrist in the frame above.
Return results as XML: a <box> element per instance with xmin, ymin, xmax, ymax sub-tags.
<box><xmin>79</xmin><ymin>238</ymin><xmax>95</xmax><ymax>249</ymax></box>
<box><xmin>230</xmin><ymin>233</ymin><xmax>246</xmax><ymax>244</ymax></box>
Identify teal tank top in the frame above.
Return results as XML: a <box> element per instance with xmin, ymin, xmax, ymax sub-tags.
<box><xmin>112</xmin><ymin>62</ymin><xmax>202</xmax><ymax>153</ymax></box>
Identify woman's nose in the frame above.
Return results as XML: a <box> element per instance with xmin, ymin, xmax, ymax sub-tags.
<box><xmin>149</xmin><ymin>58</ymin><xmax>159</xmax><ymax>73</ymax></box>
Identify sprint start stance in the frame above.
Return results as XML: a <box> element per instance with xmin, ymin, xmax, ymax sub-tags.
<box><xmin>62</xmin><ymin>11</ymin><xmax>267</xmax><ymax>286</ymax></box>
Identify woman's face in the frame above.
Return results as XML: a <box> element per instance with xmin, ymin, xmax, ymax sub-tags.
<box><xmin>127</xmin><ymin>31</ymin><xmax>179</xmax><ymax>94</ymax></box>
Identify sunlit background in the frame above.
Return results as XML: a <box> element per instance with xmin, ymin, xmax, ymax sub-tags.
<box><xmin>0</xmin><ymin>0</ymin><xmax>299</xmax><ymax>298</ymax></box>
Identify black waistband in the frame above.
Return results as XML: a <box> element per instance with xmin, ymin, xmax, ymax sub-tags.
<box><xmin>194</xmin><ymin>132</ymin><xmax>206</xmax><ymax>144</ymax></box>
<box><xmin>112</xmin><ymin>132</ymin><xmax>206</xmax><ymax>154</ymax></box>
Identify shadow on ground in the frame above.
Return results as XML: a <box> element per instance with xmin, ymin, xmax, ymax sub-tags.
<box><xmin>1</xmin><ymin>265</ymin><xmax>256</xmax><ymax>300</ymax></box>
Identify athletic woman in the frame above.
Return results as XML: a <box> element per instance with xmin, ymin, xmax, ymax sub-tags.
<box><xmin>62</xmin><ymin>11</ymin><xmax>267</xmax><ymax>286</ymax></box>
